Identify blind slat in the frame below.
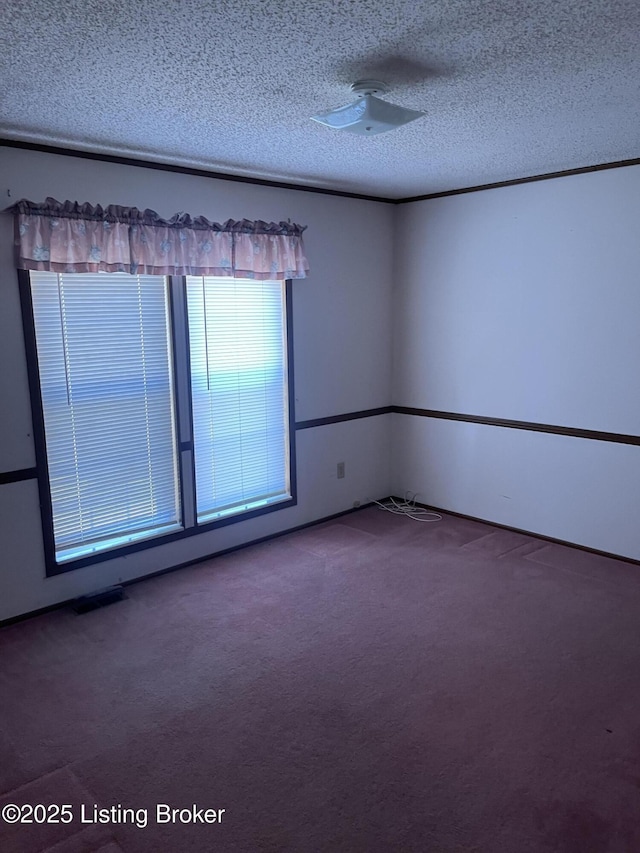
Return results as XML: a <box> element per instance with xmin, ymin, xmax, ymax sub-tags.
<box><xmin>186</xmin><ymin>276</ymin><xmax>290</xmax><ymax>521</ymax></box>
<box><xmin>30</xmin><ymin>272</ymin><xmax>181</xmax><ymax>560</ymax></box>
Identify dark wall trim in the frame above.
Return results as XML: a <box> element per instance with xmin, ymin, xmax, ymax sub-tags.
<box><xmin>397</xmin><ymin>156</ymin><xmax>640</xmax><ymax>203</ymax></box>
<box><xmin>0</xmin><ymin>139</ymin><xmax>392</xmax><ymax>205</ymax></box>
<box><xmin>3</xmin><ymin>139</ymin><xmax>639</xmax><ymax>206</ymax></box>
<box><xmin>0</xmin><ymin>403</ymin><xmax>391</xmax><ymax>491</ymax></box>
<box><xmin>295</xmin><ymin>403</ymin><xmax>640</xmax><ymax>447</ymax></box>
<box><xmin>393</xmin><ymin>406</ymin><xmax>640</xmax><ymax>446</ymax></box>
<box><xmin>2</xmin><ymin>403</ymin><xmax>636</xmax><ymax>493</ymax></box>
<box><xmin>295</xmin><ymin>406</ymin><xmax>392</xmax><ymax>430</ymax></box>
<box><xmin>0</xmin><ymin>467</ymin><xmax>38</xmax><ymax>485</ymax></box>
<box><xmin>396</xmin><ymin>497</ymin><xmax>640</xmax><ymax>569</ymax></box>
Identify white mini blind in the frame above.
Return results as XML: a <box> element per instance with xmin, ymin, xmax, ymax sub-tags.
<box><xmin>186</xmin><ymin>276</ymin><xmax>290</xmax><ymax>522</ymax></box>
<box><xmin>30</xmin><ymin>272</ymin><xmax>181</xmax><ymax>562</ymax></box>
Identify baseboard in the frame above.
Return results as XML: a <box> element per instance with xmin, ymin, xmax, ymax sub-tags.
<box><xmin>8</xmin><ymin>496</ymin><xmax>635</xmax><ymax>627</ymax></box>
<box><xmin>386</xmin><ymin>496</ymin><xmax>640</xmax><ymax>568</ymax></box>
<box><xmin>0</xmin><ymin>501</ymin><xmax>375</xmax><ymax>627</ymax></box>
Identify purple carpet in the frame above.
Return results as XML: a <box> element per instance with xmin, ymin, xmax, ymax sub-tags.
<box><xmin>1</xmin><ymin>507</ymin><xmax>640</xmax><ymax>852</ymax></box>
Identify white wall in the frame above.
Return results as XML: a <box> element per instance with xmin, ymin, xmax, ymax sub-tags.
<box><xmin>4</xmin><ymin>148</ymin><xmax>639</xmax><ymax>620</ymax></box>
<box><xmin>392</xmin><ymin>165</ymin><xmax>640</xmax><ymax>560</ymax></box>
<box><xmin>0</xmin><ymin>147</ymin><xmax>394</xmax><ymax>620</ymax></box>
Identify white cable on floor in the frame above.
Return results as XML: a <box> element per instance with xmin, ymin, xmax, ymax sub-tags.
<box><xmin>371</xmin><ymin>492</ymin><xmax>442</xmax><ymax>522</ymax></box>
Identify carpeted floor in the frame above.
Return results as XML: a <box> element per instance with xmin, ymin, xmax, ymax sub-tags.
<box><xmin>2</xmin><ymin>506</ymin><xmax>640</xmax><ymax>852</ymax></box>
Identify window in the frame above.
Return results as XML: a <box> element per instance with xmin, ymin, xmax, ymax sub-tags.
<box><xmin>186</xmin><ymin>277</ymin><xmax>292</xmax><ymax>522</ymax></box>
<box><xmin>24</xmin><ymin>271</ymin><xmax>295</xmax><ymax>573</ymax></box>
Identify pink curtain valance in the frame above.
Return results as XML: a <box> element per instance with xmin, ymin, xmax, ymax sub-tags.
<box><xmin>13</xmin><ymin>198</ymin><xmax>309</xmax><ymax>280</ymax></box>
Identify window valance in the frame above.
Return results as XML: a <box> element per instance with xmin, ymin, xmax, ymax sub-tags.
<box><xmin>13</xmin><ymin>198</ymin><xmax>309</xmax><ymax>280</ymax></box>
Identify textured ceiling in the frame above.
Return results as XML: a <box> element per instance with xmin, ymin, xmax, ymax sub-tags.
<box><xmin>2</xmin><ymin>0</ymin><xmax>640</xmax><ymax>199</ymax></box>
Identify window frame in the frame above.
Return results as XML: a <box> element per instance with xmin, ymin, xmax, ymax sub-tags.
<box><xmin>19</xmin><ymin>270</ymin><xmax>297</xmax><ymax>577</ymax></box>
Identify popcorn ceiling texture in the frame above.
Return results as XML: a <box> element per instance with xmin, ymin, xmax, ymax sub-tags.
<box><xmin>2</xmin><ymin>0</ymin><xmax>640</xmax><ymax>198</ymax></box>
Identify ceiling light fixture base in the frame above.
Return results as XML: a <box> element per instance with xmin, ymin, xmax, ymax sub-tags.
<box><xmin>350</xmin><ymin>80</ymin><xmax>389</xmax><ymax>98</ymax></box>
<box><xmin>311</xmin><ymin>80</ymin><xmax>425</xmax><ymax>136</ymax></box>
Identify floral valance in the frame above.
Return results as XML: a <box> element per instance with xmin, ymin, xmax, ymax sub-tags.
<box><xmin>13</xmin><ymin>198</ymin><xmax>309</xmax><ymax>280</ymax></box>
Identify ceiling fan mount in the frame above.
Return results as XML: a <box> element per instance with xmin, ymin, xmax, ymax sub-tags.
<box><xmin>349</xmin><ymin>80</ymin><xmax>390</xmax><ymax>97</ymax></box>
<box><xmin>311</xmin><ymin>80</ymin><xmax>424</xmax><ymax>136</ymax></box>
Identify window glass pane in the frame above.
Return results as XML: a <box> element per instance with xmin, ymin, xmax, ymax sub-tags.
<box><xmin>186</xmin><ymin>276</ymin><xmax>290</xmax><ymax>522</ymax></box>
<box><xmin>30</xmin><ymin>272</ymin><xmax>182</xmax><ymax>561</ymax></box>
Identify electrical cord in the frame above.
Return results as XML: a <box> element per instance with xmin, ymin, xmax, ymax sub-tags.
<box><xmin>370</xmin><ymin>492</ymin><xmax>442</xmax><ymax>522</ymax></box>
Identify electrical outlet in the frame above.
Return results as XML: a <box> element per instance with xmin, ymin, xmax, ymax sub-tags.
<box><xmin>337</xmin><ymin>461</ymin><xmax>345</xmax><ymax>479</ymax></box>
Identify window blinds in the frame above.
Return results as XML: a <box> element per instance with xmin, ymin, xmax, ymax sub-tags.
<box><xmin>30</xmin><ymin>272</ymin><xmax>181</xmax><ymax>561</ymax></box>
<box><xmin>186</xmin><ymin>276</ymin><xmax>290</xmax><ymax>522</ymax></box>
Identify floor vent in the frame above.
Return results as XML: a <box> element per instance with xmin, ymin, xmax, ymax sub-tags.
<box><xmin>72</xmin><ymin>585</ymin><xmax>126</xmax><ymax>614</ymax></box>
